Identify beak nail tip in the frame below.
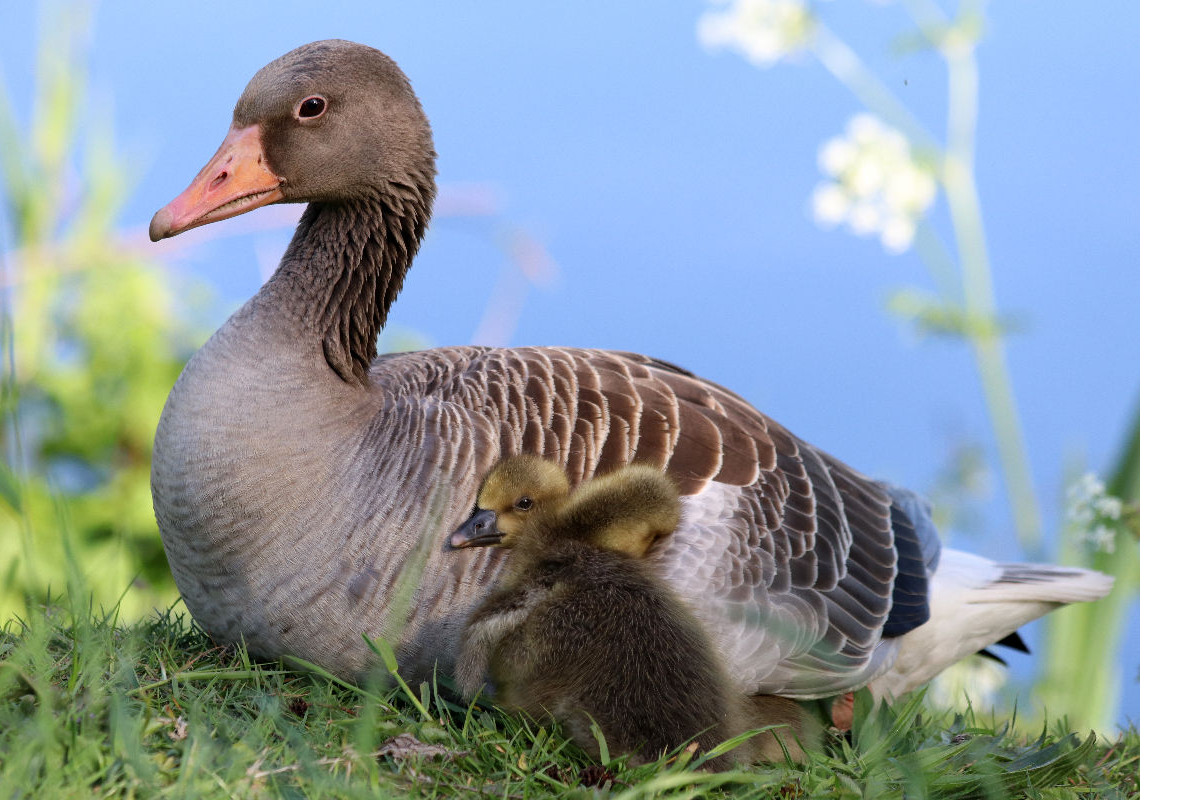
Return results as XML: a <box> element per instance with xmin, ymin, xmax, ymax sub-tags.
<box><xmin>149</xmin><ymin>208</ymin><xmax>173</xmax><ymax>242</ymax></box>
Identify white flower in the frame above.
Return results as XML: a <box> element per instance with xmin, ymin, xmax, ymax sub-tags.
<box><xmin>848</xmin><ymin>201</ymin><xmax>883</xmax><ymax>236</ymax></box>
<box><xmin>697</xmin><ymin>0</ymin><xmax>815</xmax><ymax>68</ymax></box>
<box><xmin>817</xmin><ymin>138</ymin><xmax>855</xmax><ymax>175</ymax></box>
<box><xmin>809</xmin><ymin>113</ymin><xmax>937</xmax><ymax>254</ymax></box>
<box><xmin>1089</xmin><ymin>525</ymin><xmax>1118</xmax><ymax>554</ymax></box>
<box><xmin>812</xmin><ymin>182</ymin><xmax>850</xmax><ymax>226</ymax></box>
<box><xmin>883</xmin><ymin>163</ymin><xmax>937</xmax><ymax>215</ymax></box>
<box><xmin>1064</xmin><ymin>472</ymin><xmax>1125</xmax><ymax>554</ymax></box>
<box><xmin>847</xmin><ymin>112</ymin><xmax>885</xmax><ymax>144</ymax></box>
<box><xmin>880</xmin><ymin>215</ymin><xmax>916</xmax><ymax>253</ymax></box>
<box><xmin>847</xmin><ymin>156</ymin><xmax>886</xmax><ymax>196</ymax></box>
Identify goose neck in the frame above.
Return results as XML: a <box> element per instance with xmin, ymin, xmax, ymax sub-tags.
<box><xmin>260</xmin><ymin>181</ymin><xmax>432</xmax><ymax>385</ymax></box>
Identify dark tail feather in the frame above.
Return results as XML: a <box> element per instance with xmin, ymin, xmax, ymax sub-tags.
<box><xmin>977</xmin><ymin>648</ymin><xmax>1008</xmax><ymax>666</ymax></box>
<box><xmin>976</xmin><ymin>630</ymin><xmax>1031</xmax><ymax>665</ymax></box>
<box><xmin>994</xmin><ymin>631</ymin><xmax>1030</xmax><ymax>654</ymax></box>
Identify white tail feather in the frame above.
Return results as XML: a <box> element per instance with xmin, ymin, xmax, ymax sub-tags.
<box><xmin>869</xmin><ymin>549</ymin><xmax>1114</xmax><ymax>699</ymax></box>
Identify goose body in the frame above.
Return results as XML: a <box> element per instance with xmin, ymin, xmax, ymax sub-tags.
<box><xmin>149</xmin><ymin>40</ymin><xmax>1114</xmax><ymax>700</ymax></box>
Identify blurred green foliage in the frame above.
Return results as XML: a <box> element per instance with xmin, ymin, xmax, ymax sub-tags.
<box><xmin>0</xmin><ymin>12</ymin><xmax>203</xmax><ymax>620</ymax></box>
<box><xmin>1036</xmin><ymin>411</ymin><xmax>1140</xmax><ymax>731</ymax></box>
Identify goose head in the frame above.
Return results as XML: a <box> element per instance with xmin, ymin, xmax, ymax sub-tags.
<box><xmin>149</xmin><ymin>39</ymin><xmax>435</xmax><ymax>241</ymax></box>
<box><xmin>449</xmin><ymin>456</ymin><xmax>572</xmax><ymax>549</ymax></box>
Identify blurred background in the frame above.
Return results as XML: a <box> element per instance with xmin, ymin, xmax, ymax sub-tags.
<box><xmin>0</xmin><ymin>1</ymin><xmax>1137</xmax><ymax>733</ymax></box>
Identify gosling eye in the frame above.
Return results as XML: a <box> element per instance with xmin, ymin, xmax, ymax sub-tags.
<box><xmin>514</xmin><ymin>496</ymin><xmax>534</xmax><ymax>511</ymax></box>
<box><xmin>296</xmin><ymin>95</ymin><xmax>327</xmax><ymax>120</ymax></box>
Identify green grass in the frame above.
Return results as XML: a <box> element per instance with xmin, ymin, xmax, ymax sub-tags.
<box><xmin>0</xmin><ymin>596</ymin><xmax>1138</xmax><ymax>799</ymax></box>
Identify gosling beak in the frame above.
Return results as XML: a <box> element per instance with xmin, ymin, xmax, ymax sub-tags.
<box><xmin>449</xmin><ymin>509</ymin><xmax>502</xmax><ymax>548</ymax></box>
<box><xmin>149</xmin><ymin>123</ymin><xmax>284</xmax><ymax>241</ymax></box>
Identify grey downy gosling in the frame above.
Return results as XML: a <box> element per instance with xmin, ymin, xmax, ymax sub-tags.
<box><xmin>451</xmin><ymin>456</ymin><xmax>742</xmax><ymax>768</ymax></box>
<box><xmin>450</xmin><ymin>456</ymin><xmax>828</xmax><ymax>767</ymax></box>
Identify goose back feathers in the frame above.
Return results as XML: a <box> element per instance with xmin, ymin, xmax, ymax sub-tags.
<box><xmin>148</xmin><ymin>39</ymin><xmax>1113</xmax><ymax>700</ymax></box>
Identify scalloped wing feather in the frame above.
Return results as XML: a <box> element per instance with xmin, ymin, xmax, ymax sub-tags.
<box><xmin>374</xmin><ymin>345</ymin><xmax>911</xmax><ymax>696</ymax></box>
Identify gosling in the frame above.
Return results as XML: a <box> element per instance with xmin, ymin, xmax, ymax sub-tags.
<box><xmin>450</xmin><ymin>456</ymin><xmax>745</xmax><ymax>769</ymax></box>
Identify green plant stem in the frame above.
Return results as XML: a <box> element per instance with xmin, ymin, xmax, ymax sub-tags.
<box><xmin>0</xmin><ymin>236</ymin><xmax>40</xmax><ymax>592</ymax></box>
<box><xmin>813</xmin><ymin>8</ymin><xmax>1044</xmax><ymax>556</ymax></box>
<box><xmin>808</xmin><ymin>26</ymin><xmax>938</xmax><ymax>154</ymax></box>
<box><xmin>941</xmin><ymin>40</ymin><xmax>1044</xmax><ymax>556</ymax></box>
<box><xmin>912</xmin><ymin>221</ymin><xmax>965</xmax><ymax>304</ymax></box>
<box><xmin>902</xmin><ymin>0</ymin><xmax>949</xmax><ymax>26</ymax></box>
<box><xmin>127</xmin><ymin>668</ymin><xmax>292</xmax><ymax>696</ymax></box>
<box><xmin>798</xmin><ymin>0</ymin><xmax>1127</xmax><ymax>733</ymax></box>
<box><xmin>1039</xmin><ymin>408</ymin><xmax>1139</xmax><ymax>733</ymax></box>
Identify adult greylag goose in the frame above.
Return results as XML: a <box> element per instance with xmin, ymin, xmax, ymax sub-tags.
<box><xmin>147</xmin><ymin>40</ymin><xmax>1113</xmax><ymax>700</ymax></box>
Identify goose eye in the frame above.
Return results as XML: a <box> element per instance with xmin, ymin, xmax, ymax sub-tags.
<box><xmin>297</xmin><ymin>96</ymin><xmax>327</xmax><ymax>119</ymax></box>
<box><xmin>514</xmin><ymin>497</ymin><xmax>534</xmax><ymax>511</ymax></box>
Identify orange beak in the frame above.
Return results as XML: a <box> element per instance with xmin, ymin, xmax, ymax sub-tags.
<box><xmin>149</xmin><ymin>124</ymin><xmax>284</xmax><ymax>241</ymax></box>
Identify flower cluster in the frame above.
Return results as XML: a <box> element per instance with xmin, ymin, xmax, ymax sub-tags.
<box><xmin>696</xmin><ymin>0</ymin><xmax>815</xmax><ymax>68</ymax></box>
<box><xmin>811</xmin><ymin>113</ymin><xmax>937</xmax><ymax>254</ymax></box>
<box><xmin>1064</xmin><ymin>472</ymin><xmax>1125</xmax><ymax>554</ymax></box>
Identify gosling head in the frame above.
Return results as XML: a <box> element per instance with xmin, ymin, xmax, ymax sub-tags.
<box><xmin>558</xmin><ymin>465</ymin><xmax>681</xmax><ymax>558</ymax></box>
<box><xmin>450</xmin><ymin>458</ymin><xmax>681</xmax><ymax>559</ymax></box>
<box><xmin>449</xmin><ymin>456</ymin><xmax>571</xmax><ymax>549</ymax></box>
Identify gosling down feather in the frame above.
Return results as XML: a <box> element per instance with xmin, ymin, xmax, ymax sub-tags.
<box><xmin>451</xmin><ymin>457</ymin><xmax>745</xmax><ymax>767</ymax></box>
<box><xmin>147</xmin><ymin>39</ymin><xmax>1114</xmax><ymax>700</ymax></box>
<box><xmin>453</xmin><ymin>457</ymin><xmax>829</xmax><ymax>765</ymax></box>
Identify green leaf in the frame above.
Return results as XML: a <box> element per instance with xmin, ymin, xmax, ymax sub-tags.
<box><xmin>367</xmin><ymin>634</ymin><xmax>399</xmax><ymax>675</ymax></box>
<box><xmin>886</xmin><ymin>288</ymin><xmax>1023</xmax><ymax>340</ymax></box>
<box><xmin>0</xmin><ymin>465</ymin><xmax>22</xmax><ymax>513</ymax></box>
<box><xmin>589</xmin><ymin>716</ymin><xmax>610</xmax><ymax>765</ymax></box>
